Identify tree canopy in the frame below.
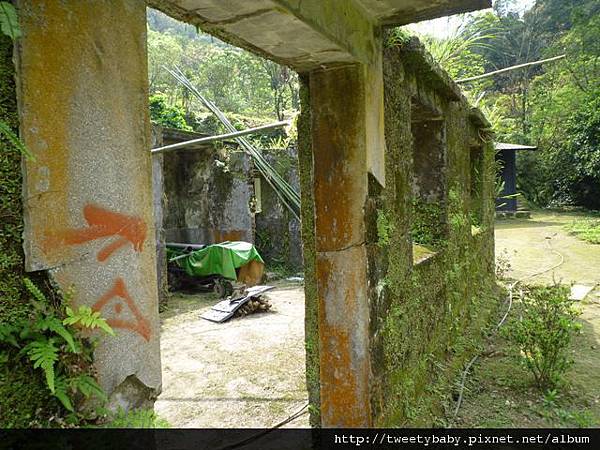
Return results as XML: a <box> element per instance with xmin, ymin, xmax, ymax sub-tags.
<box><xmin>418</xmin><ymin>0</ymin><xmax>600</xmax><ymax>209</ymax></box>
<box><xmin>146</xmin><ymin>9</ymin><xmax>298</xmax><ymax>134</ymax></box>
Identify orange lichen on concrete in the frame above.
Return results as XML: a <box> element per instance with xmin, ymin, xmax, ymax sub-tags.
<box><xmin>18</xmin><ymin>0</ymin><xmax>153</xmax><ymax>270</ymax></box>
<box><xmin>17</xmin><ymin>0</ymin><xmax>80</xmax><ymax>256</ymax></box>
<box><xmin>316</xmin><ymin>249</ymin><xmax>372</xmax><ymax>427</ymax></box>
<box><xmin>310</xmin><ymin>66</ymin><xmax>368</xmax><ymax>252</ymax></box>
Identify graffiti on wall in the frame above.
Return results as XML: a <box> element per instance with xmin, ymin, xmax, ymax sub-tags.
<box><xmin>92</xmin><ymin>277</ymin><xmax>151</xmax><ymax>342</ymax></box>
<box><xmin>44</xmin><ymin>203</ymin><xmax>151</xmax><ymax>341</ymax></box>
<box><xmin>44</xmin><ymin>204</ymin><xmax>147</xmax><ymax>261</ymax></box>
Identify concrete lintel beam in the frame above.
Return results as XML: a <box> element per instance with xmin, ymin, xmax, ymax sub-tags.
<box><xmin>150</xmin><ymin>0</ymin><xmax>377</xmax><ymax>72</ymax></box>
<box><xmin>373</xmin><ymin>0</ymin><xmax>492</xmax><ymax>26</ymax></box>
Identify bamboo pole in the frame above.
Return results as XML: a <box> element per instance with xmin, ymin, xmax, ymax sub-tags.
<box><xmin>456</xmin><ymin>54</ymin><xmax>566</xmax><ymax>83</ymax></box>
<box><xmin>151</xmin><ymin>121</ymin><xmax>290</xmax><ymax>154</ymax></box>
<box><xmin>167</xmin><ymin>67</ymin><xmax>301</xmax><ymax>220</ymax></box>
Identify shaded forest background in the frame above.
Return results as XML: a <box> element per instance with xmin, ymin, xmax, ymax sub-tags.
<box><xmin>147</xmin><ymin>0</ymin><xmax>600</xmax><ymax>210</ymax></box>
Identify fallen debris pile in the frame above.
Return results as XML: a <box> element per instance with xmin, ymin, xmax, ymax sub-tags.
<box><xmin>201</xmin><ymin>285</ymin><xmax>274</xmax><ymax>323</ymax></box>
<box><xmin>234</xmin><ymin>296</ymin><xmax>272</xmax><ymax>317</ymax></box>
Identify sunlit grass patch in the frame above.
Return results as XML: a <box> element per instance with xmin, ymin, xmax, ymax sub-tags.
<box><xmin>564</xmin><ymin>219</ymin><xmax>600</xmax><ymax>244</ymax></box>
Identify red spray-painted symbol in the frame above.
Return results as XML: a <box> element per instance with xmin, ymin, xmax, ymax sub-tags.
<box><xmin>45</xmin><ymin>204</ymin><xmax>147</xmax><ymax>262</ymax></box>
<box><xmin>92</xmin><ymin>277</ymin><xmax>151</xmax><ymax>342</ymax></box>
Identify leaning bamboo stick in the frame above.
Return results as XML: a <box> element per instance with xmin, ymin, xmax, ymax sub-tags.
<box><xmin>167</xmin><ymin>67</ymin><xmax>301</xmax><ymax>220</ymax></box>
<box><xmin>456</xmin><ymin>54</ymin><xmax>566</xmax><ymax>83</ymax></box>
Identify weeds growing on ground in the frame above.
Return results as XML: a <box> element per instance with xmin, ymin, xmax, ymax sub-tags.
<box><xmin>505</xmin><ymin>284</ymin><xmax>581</xmax><ymax>390</ymax></box>
<box><xmin>100</xmin><ymin>408</ymin><xmax>170</xmax><ymax>428</ymax></box>
<box><xmin>564</xmin><ymin>219</ymin><xmax>600</xmax><ymax>244</ymax></box>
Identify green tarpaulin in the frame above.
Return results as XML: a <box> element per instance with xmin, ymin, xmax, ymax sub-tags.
<box><xmin>167</xmin><ymin>241</ymin><xmax>264</xmax><ymax>280</ymax></box>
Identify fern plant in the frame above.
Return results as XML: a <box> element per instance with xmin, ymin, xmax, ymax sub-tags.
<box><xmin>0</xmin><ymin>278</ymin><xmax>113</xmax><ymax>417</ymax></box>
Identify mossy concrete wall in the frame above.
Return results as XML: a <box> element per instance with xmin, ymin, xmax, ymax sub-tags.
<box><xmin>297</xmin><ymin>74</ymin><xmax>320</xmax><ymax>427</ymax></box>
<box><xmin>254</xmin><ymin>146</ymin><xmax>302</xmax><ymax>271</ymax></box>
<box><xmin>160</xmin><ymin>129</ymin><xmax>254</xmax><ymax>246</ymax></box>
<box><xmin>299</xmin><ymin>36</ymin><xmax>496</xmax><ymax>427</ymax></box>
<box><xmin>368</xmin><ymin>39</ymin><xmax>496</xmax><ymax>426</ymax></box>
<box><xmin>0</xmin><ymin>34</ymin><xmax>56</xmax><ymax>428</ymax></box>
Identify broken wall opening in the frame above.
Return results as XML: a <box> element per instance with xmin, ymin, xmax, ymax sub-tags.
<box><xmin>147</xmin><ymin>8</ymin><xmax>309</xmax><ymax>428</ymax></box>
<box><xmin>410</xmin><ymin>102</ymin><xmax>448</xmax><ymax>261</ymax></box>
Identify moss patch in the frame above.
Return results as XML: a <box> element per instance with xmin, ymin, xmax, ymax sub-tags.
<box><xmin>0</xmin><ymin>35</ymin><xmax>55</xmax><ymax>427</ymax></box>
<box><xmin>297</xmin><ymin>74</ymin><xmax>320</xmax><ymax>427</ymax></box>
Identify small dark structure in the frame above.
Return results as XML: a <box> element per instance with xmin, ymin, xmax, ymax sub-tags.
<box><xmin>495</xmin><ymin>142</ymin><xmax>537</xmax><ymax>212</ymax></box>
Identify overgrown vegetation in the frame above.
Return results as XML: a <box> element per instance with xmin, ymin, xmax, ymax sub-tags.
<box><xmin>564</xmin><ymin>218</ymin><xmax>600</xmax><ymax>244</ymax></box>
<box><xmin>411</xmin><ymin>200</ymin><xmax>446</xmax><ymax>248</ymax></box>
<box><xmin>412</xmin><ymin>0</ymin><xmax>600</xmax><ymax>210</ymax></box>
<box><xmin>1</xmin><ymin>280</ymin><xmax>113</xmax><ymax>424</ymax></box>
<box><xmin>100</xmin><ymin>408</ymin><xmax>170</xmax><ymax>428</ymax></box>
<box><xmin>505</xmin><ymin>284</ymin><xmax>581</xmax><ymax>390</ymax></box>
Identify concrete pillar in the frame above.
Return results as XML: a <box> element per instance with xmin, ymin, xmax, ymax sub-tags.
<box><xmin>309</xmin><ymin>62</ymin><xmax>383</xmax><ymax>427</ymax></box>
<box><xmin>151</xmin><ymin>126</ymin><xmax>169</xmax><ymax>310</ymax></box>
<box><xmin>16</xmin><ymin>0</ymin><xmax>160</xmax><ymax>408</ymax></box>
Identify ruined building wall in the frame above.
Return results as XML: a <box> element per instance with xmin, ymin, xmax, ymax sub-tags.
<box><xmin>367</xmin><ymin>39</ymin><xmax>496</xmax><ymax>426</ymax></box>
<box><xmin>254</xmin><ymin>146</ymin><xmax>303</xmax><ymax>271</ymax></box>
<box><xmin>160</xmin><ymin>130</ymin><xmax>254</xmax><ymax>246</ymax></box>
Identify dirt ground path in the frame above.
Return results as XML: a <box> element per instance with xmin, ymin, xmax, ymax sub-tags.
<box><xmin>495</xmin><ymin>210</ymin><xmax>600</xmax><ymax>285</ymax></box>
<box><xmin>155</xmin><ymin>281</ymin><xmax>309</xmax><ymax>428</ymax></box>
<box><xmin>454</xmin><ymin>211</ymin><xmax>600</xmax><ymax>427</ymax></box>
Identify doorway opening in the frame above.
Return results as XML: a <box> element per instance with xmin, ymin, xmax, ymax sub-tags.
<box><xmin>146</xmin><ymin>8</ymin><xmax>309</xmax><ymax>428</ymax></box>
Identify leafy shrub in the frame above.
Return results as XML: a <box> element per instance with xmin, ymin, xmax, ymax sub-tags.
<box><xmin>0</xmin><ymin>279</ymin><xmax>113</xmax><ymax>420</ymax></box>
<box><xmin>506</xmin><ymin>284</ymin><xmax>581</xmax><ymax>390</ymax></box>
<box><xmin>149</xmin><ymin>94</ymin><xmax>191</xmax><ymax>131</ymax></box>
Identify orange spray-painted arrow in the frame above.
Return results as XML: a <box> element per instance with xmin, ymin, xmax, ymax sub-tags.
<box><xmin>45</xmin><ymin>204</ymin><xmax>147</xmax><ymax>262</ymax></box>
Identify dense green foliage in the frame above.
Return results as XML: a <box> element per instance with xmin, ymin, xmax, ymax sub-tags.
<box><xmin>418</xmin><ymin>0</ymin><xmax>600</xmax><ymax>209</ymax></box>
<box><xmin>505</xmin><ymin>284</ymin><xmax>581</xmax><ymax>390</ymax></box>
<box><xmin>147</xmin><ymin>9</ymin><xmax>298</xmax><ymax>130</ymax></box>
<box><xmin>149</xmin><ymin>93</ymin><xmax>191</xmax><ymax>130</ymax></box>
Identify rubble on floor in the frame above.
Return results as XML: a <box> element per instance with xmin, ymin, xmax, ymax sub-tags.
<box><xmin>200</xmin><ymin>285</ymin><xmax>274</xmax><ymax>323</ymax></box>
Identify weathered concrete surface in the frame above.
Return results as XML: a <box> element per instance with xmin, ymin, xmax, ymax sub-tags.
<box><xmin>151</xmin><ymin>126</ymin><xmax>169</xmax><ymax>309</ymax></box>
<box><xmin>255</xmin><ymin>146</ymin><xmax>302</xmax><ymax>270</ymax></box>
<box><xmin>356</xmin><ymin>0</ymin><xmax>491</xmax><ymax>25</ymax></box>
<box><xmin>150</xmin><ymin>0</ymin><xmax>490</xmax><ymax>72</ymax></box>
<box><xmin>160</xmin><ymin>128</ymin><xmax>254</xmax><ymax>245</ymax></box>
<box><xmin>16</xmin><ymin>0</ymin><xmax>160</xmax><ymax>406</ymax></box>
<box><xmin>309</xmin><ymin>65</ymin><xmax>372</xmax><ymax>427</ymax></box>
